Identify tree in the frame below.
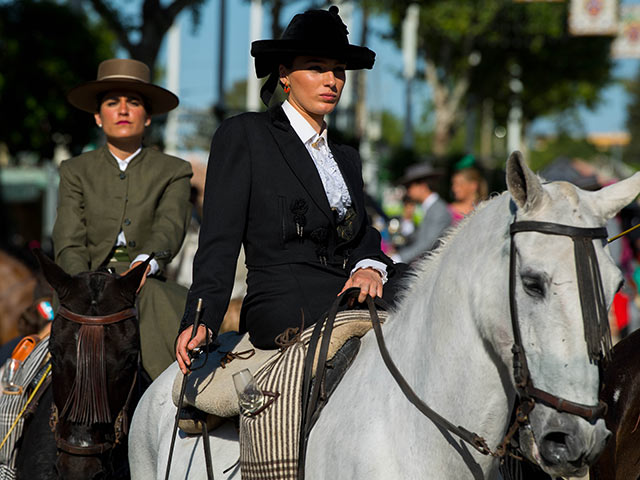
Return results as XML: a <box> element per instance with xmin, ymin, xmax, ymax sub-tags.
<box><xmin>470</xmin><ymin>3</ymin><xmax>612</xmax><ymax>131</ymax></box>
<box><xmin>376</xmin><ymin>0</ymin><xmax>613</xmax><ymax>156</ymax></box>
<box><xmin>0</xmin><ymin>0</ymin><xmax>115</xmax><ymax>158</ymax></box>
<box><xmin>84</xmin><ymin>0</ymin><xmax>207</xmax><ymax>77</ymax></box>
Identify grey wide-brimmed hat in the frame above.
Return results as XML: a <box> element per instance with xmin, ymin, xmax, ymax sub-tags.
<box><xmin>251</xmin><ymin>6</ymin><xmax>375</xmax><ymax>105</ymax></box>
<box><xmin>67</xmin><ymin>58</ymin><xmax>179</xmax><ymax>115</ymax></box>
<box><xmin>398</xmin><ymin>162</ymin><xmax>444</xmax><ymax>186</ymax></box>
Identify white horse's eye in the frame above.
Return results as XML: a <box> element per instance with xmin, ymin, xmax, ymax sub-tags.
<box><xmin>521</xmin><ymin>273</ymin><xmax>546</xmax><ymax>298</ymax></box>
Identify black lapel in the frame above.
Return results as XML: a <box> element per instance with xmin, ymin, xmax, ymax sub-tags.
<box><xmin>267</xmin><ymin>105</ymin><xmax>334</xmax><ymax>225</ymax></box>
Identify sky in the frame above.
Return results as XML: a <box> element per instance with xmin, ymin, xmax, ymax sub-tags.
<box><xmin>170</xmin><ymin>1</ymin><xmax>430</xmax><ymax>117</ymax></box>
<box><xmin>155</xmin><ymin>0</ymin><xmax>638</xmax><ymax>139</ymax></box>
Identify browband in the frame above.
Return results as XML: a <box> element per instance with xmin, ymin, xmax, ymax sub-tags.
<box><xmin>511</xmin><ymin>221</ymin><xmax>608</xmax><ymax>239</ymax></box>
<box><xmin>58</xmin><ymin>306</ymin><xmax>137</xmax><ymax>325</ymax></box>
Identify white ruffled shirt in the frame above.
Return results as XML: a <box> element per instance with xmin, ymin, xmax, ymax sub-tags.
<box><xmin>281</xmin><ymin>101</ymin><xmax>387</xmax><ymax>282</ymax></box>
<box><xmin>110</xmin><ymin>147</ymin><xmax>159</xmax><ymax>275</ymax></box>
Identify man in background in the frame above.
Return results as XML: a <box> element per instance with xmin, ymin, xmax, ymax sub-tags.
<box><xmin>393</xmin><ymin>162</ymin><xmax>452</xmax><ymax>264</ymax></box>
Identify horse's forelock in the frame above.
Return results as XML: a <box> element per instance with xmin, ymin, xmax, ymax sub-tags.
<box><xmin>85</xmin><ymin>273</ymin><xmax>120</xmax><ymax>315</ymax></box>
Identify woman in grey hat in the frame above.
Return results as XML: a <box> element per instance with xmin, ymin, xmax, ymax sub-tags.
<box><xmin>53</xmin><ymin>58</ymin><xmax>193</xmax><ymax>379</ymax></box>
<box><xmin>176</xmin><ymin>6</ymin><xmax>405</xmax><ymax>372</ymax></box>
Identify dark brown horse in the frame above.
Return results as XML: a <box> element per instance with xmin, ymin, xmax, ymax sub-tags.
<box><xmin>590</xmin><ymin>327</ymin><xmax>640</xmax><ymax>480</ymax></box>
<box><xmin>16</xmin><ymin>250</ymin><xmax>150</xmax><ymax>479</ymax></box>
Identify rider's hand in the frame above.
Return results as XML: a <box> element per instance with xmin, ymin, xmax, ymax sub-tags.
<box><xmin>122</xmin><ymin>261</ymin><xmax>150</xmax><ymax>293</ymax></box>
<box><xmin>339</xmin><ymin>267</ymin><xmax>383</xmax><ymax>304</ymax></box>
<box><xmin>176</xmin><ymin>324</ymin><xmax>209</xmax><ymax>375</ymax></box>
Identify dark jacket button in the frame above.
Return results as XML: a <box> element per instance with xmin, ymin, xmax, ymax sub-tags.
<box><xmin>119</xmin><ymin>172</ymin><xmax>126</xmax><ymax>180</ymax></box>
<box><xmin>128</xmin><ymin>240</ymin><xmax>136</xmax><ymax>248</ymax></box>
<box><xmin>124</xmin><ymin>218</ymin><xmax>131</xmax><ymax>226</ymax></box>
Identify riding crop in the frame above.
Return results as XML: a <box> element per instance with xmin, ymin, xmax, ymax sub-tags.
<box><xmin>164</xmin><ymin>298</ymin><xmax>214</xmax><ymax>480</ymax></box>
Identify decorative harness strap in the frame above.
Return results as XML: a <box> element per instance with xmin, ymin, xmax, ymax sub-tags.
<box><xmin>54</xmin><ymin>306</ymin><xmax>139</xmax><ymax>456</ymax></box>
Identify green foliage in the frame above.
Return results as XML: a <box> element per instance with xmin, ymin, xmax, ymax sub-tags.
<box><xmin>83</xmin><ymin>0</ymin><xmax>207</xmax><ymax>73</ymax></box>
<box><xmin>379</xmin><ymin>111</ymin><xmax>404</xmax><ymax>147</ymax></box>
<box><xmin>371</xmin><ymin>0</ymin><xmax>613</xmax><ymax>141</ymax></box>
<box><xmin>0</xmin><ymin>0</ymin><xmax>115</xmax><ymax>159</ymax></box>
<box><xmin>471</xmin><ymin>2</ymin><xmax>613</xmax><ymax>125</ymax></box>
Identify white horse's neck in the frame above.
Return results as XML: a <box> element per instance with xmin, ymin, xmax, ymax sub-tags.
<box><xmin>386</xmin><ymin>192</ymin><xmax>515</xmax><ymax>439</ymax></box>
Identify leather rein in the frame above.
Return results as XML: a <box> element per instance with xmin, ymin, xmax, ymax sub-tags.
<box><xmin>365</xmin><ymin>219</ymin><xmax>611</xmax><ymax>460</ymax></box>
<box><xmin>52</xmin><ymin>306</ymin><xmax>139</xmax><ymax>456</ymax></box>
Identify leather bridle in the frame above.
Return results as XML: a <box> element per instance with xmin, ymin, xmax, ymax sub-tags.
<box><xmin>363</xmin><ymin>218</ymin><xmax>612</xmax><ymax>460</ymax></box>
<box><xmin>508</xmin><ymin>221</ymin><xmax>610</xmax><ymax>423</ymax></box>
<box><xmin>52</xmin><ymin>305</ymin><xmax>139</xmax><ymax>457</ymax></box>
<box><xmin>57</xmin><ymin>306</ymin><xmax>137</xmax><ymax>326</ymax></box>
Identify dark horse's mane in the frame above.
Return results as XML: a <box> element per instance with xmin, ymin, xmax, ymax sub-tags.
<box><xmin>15</xmin><ymin>251</ymin><xmax>150</xmax><ymax>480</ymax></box>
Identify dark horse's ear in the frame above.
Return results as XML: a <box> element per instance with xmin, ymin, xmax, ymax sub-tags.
<box><xmin>117</xmin><ymin>254</ymin><xmax>154</xmax><ymax>296</ymax></box>
<box><xmin>32</xmin><ymin>248</ymin><xmax>72</xmax><ymax>298</ymax></box>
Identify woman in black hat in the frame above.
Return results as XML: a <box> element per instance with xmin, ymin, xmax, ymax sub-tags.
<box><xmin>176</xmin><ymin>7</ymin><xmax>403</xmax><ymax>372</ymax></box>
<box><xmin>52</xmin><ymin>58</ymin><xmax>193</xmax><ymax>379</ymax></box>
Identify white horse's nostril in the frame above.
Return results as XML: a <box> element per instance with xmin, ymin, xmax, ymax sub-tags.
<box><xmin>540</xmin><ymin>431</ymin><xmax>573</xmax><ymax>465</ymax></box>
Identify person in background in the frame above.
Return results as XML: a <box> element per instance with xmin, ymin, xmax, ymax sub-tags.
<box><xmin>0</xmin><ymin>278</ymin><xmax>53</xmax><ymax>365</ymax></box>
<box><xmin>52</xmin><ymin>58</ymin><xmax>193</xmax><ymax>379</ymax></box>
<box><xmin>176</xmin><ymin>6</ymin><xmax>405</xmax><ymax>373</ymax></box>
<box><xmin>392</xmin><ymin>162</ymin><xmax>452</xmax><ymax>264</ymax></box>
<box><xmin>449</xmin><ymin>155</ymin><xmax>489</xmax><ymax>224</ymax></box>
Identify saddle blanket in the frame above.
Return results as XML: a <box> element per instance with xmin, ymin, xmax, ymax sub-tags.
<box><xmin>171</xmin><ymin>309</ymin><xmax>386</xmax><ymax>419</ymax></box>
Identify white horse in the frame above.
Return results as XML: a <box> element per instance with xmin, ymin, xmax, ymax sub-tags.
<box><xmin>129</xmin><ymin>152</ymin><xmax>640</xmax><ymax>479</ymax></box>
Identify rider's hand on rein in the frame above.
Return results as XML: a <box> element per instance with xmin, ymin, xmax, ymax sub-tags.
<box><xmin>339</xmin><ymin>267</ymin><xmax>383</xmax><ymax>304</ymax></box>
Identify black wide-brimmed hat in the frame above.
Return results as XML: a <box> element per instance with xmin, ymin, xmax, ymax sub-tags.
<box><xmin>67</xmin><ymin>58</ymin><xmax>179</xmax><ymax>115</ymax></box>
<box><xmin>398</xmin><ymin>162</ymin><xmax>444</xmax><ymax>186</ymax></box>
<box><xmin>251</xmin><ymin>6</ymin><xmax>375</xmax><ymax>105</ymax></box>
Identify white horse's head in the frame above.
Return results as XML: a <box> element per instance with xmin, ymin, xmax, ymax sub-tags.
<box><xmin>503</xmin><ymin>152</ymin><xmax>640</xmax><ymax>477</ymax></box>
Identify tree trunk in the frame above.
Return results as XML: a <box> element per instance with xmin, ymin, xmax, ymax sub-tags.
<box><xmin>425</xmin><ymin>56</ymin><xmax>469</xmax><ymax>157</ymax></box>
<box><xmin>88</xmin><ymin>0</ymin><xmax>204</xmax><ymax>80</ymax></box>
<box><xmin>270</xmin><ymin>0</ymin><xmax>283</xmax><ymax>40</ymax></box>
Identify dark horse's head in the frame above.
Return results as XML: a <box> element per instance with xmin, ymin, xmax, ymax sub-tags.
<box><xmin>34</xmin><ymin>250</ymin><xmax>149</xmax><ymax>480</ymax></box>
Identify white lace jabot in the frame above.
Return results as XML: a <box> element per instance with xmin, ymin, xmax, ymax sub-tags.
<box><xmin>282</xmin><ymin>101</ymin><xmax>351</xmax><ymax>220</ymax></box>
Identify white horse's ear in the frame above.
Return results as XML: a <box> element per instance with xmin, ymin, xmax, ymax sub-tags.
<box><xmin>591</xmin><ymin>172</ymin><xmax>640</xmax><ymax>221</ymax></box>
<box><xmin>506</xmin><ymin>151</ymin><xmax>546</xmax><ymax>213</ymax></box>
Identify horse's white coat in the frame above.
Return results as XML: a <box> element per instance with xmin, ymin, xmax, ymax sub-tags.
<box><xmin>129</xmin><ymin>155</ymin><xmax>640</xmax><ymax>479</ymax></box>
<box><xmin>129</xmin><ymin>362</ymin><xmax>240</xmax><ymax>479</ymax></box>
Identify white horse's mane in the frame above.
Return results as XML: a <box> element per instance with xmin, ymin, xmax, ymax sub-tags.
<box><xmin>391</xmin><ymin>189</ymin><xmax>511</xmax><ymax>313</ymax></box>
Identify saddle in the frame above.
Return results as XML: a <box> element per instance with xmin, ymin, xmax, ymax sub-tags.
<box><xmin>171</xmin><ymin>309</ymin><xmax>387</xmax><ymax>435</ymax></box>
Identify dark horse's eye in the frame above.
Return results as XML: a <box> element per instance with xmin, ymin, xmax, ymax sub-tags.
<box><xmin>522</xmin><ymin>273</ymin><xmax>546</xmax><ymax>298</ymax></box>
